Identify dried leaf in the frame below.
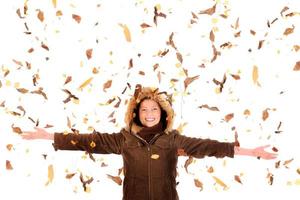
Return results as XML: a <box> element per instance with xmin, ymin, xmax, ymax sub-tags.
<box><xmin>80</xmin><ymin>173</ymin><xmax>94</xmax><ymax>191</ymax></box>
<box><xmin>266</xmin><ymin>171</ymin><xmax>274</xmax><ymax>185</ymax></box>
<box><xmin>78</xmin><ymin>77</ymin><xmax>93</xmax><ymax>90</ymax></box>
<box><xmin>194</xmin><ymin>179</ymin><xmax>203</xmax><ymax>191</ymax></box>
<box><xmin>211</xmin><ymin>44</ymin><xmax>219</xmax><ymax>63</ymax></box>
<box><xmin>114</xmin><ymin>97</ymin><xmax>121</xmax><ymax>108</ymax></box>
<box><xmin>207</xmin><ymin>166</ymin><xmax>214</xmax><ymax>173</ymax></box>
<box><xmin>209</xmin><ymin>30</ymin><xmax>215</xmax><ymax>42</ymax></box>
<box><xmin>12</xmin><ymin>124</ymin><xmax>22</xmax><ymax>134</ymax></box>
<box><xmin>262</xmin><ymin>108</ymin><xmax>269</xmax><ymax>121</ymax></box>
<box><xmin>234</xmin><ymin>175</ymin><xmax>242</xmax><ymax>184</ymax></box>
<box><xmin>199</xmin><ymin>4</ymin><xmax>216</xmax><ymax>15</ymax></box>
<box><xmin>280</xmin><ymin>6</ymin><xmax>289</xmax><ymax>16</ymax></box>
<box><xmin>166</xmin><ymin>32</ymin><xmax>177</xmax><ymax>50</ymax></box>
<box><xmin>154</xmin><ymin>6</ymin><xmax>167</xmax><ymax>25</ymax></box>
<box><xmin>6</xmin><ymin>144</ymin><xmax>14</xmax><ymax>151</ymax></box>
<box><xmin>52</xmin><ymin>0</ymin><xmax>57</xmax><ymax>8</ymax></box>
<box><xmin>283</xmin><ymin>158</ymin><xmax>294</xmax><ymax>168</ymax></box>
<box><xmin>6</xmin><ymin>160</ymin><xmax>13</xmax><ymax>170</ymax></box>
<box><xmin>184</xmin><ymin>75</ymin><xmax>199</xmax><ymax>90</ymax></box>
<box><xmin>17</xmin><ymin>105</ymin><xmax>26</xmax><ymax>116</ymax></box>
<box><xmin>258</xmin><ymin>40</ymin><xmax>265</xmax><ymax>49</ymax></box>
<box><xmin>64</xmin><ymin>76</ymin><xmax>72</xmax><ymax>85</ymax></box>
<box><xmin>119</xmin><ymin>24</ymin><xmax>131</xmax><ymax>42</ymax></box>
<box><xmin>128</xmin><ymin>58</ymin><xmax>133</xmax><ymax>69</ymax></box>
<box><xmin>72</xmin><ymin>14</ymin><xmax>81</xmax><ymax>23</ymax></box>
<box><xmin>16</xmin><ymin>88</ymin><xmax>29</xmax><ymax>94</ymax></box>
<box><xmin>107</xmin><ymin>174</ymin><xmax>122</xmax><ymax>185</ymax></box>
<box><xmin>224</xmin><ymin>113</ymin><xmax>234</xmax><ymax>122</ymax></box>
<box><xmin>212</xmin><ymin>176</ymin><xmax>228</xmax><ymax>189</ymax></box>
<box><xmin>41</xmin><ymin>42</ymin><xmax>49</xmax><ymax>51</ymax></box>
<box><xmin>283</xmin><ymin>25</ymin><xmax>294</xmax><ymax>36</ymax></box>
<box><xmin>45</xmin><ymin>164</ymin><xmax>54</xmax><ymax>186</ymax></box>
<box><xmin>66</xmin><ymin>172</ymin><xmax>76</xmax><ymax>179</ymax></box>
<box><xmin>103</xmin><ymin>80</ymin><xmax>112</xmax><ymax>92</ymax></box>
<box><xmin>140</xmin><ymin>23</ymin><xmax>151</xmax><ymax>28</ymax></box>
<box><xmin>293</xmin><ymin>61</ymin><xmax>300</xmax><ymax>71</ymax></box>
<box><xmin>37</xmin><ymin>10</ymin><xmax>44</xmax><ymax>22</ymax></box>
<box><xmin>297</xmin><ymin>168</ymin><xmax>300</xmax><ymax>175</ymax></box>
<box><xmin>86</xmin><ymin>49</ymin><xmax>93</xmax><ymax>59</ymax></box>
<box><xmin>252</xmin><ymin>65</ymin><xmax>261</xmax><ymax>86</ymax></box>
<box><xmin>230</xmin><ymin>74</ymin><xmax>240</xmax><ymax>80</ymax></box>
<box><xmin>31</xmin><ymin>87</ymin><xmax>48</xmax><ymax>100</ymax></box>
<box><xmin>198</xmin><ymin>104</ymin><xmax>219</xmax><ymax>111</ymax></box>
<box><xmin>176</xmin><ymin>52</ymin><xmax>183</xmax><ymax>63</ymax></box>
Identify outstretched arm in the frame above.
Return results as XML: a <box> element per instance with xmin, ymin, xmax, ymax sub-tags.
<box><xmin>234</xmin><ymin>145</ymin><xmax>277</xmax><ymax>160</ymax></box>
<box><xmin>22</xmin><ymin>127</ymin><xmax>54</xmax><ymax>140</ymax></box>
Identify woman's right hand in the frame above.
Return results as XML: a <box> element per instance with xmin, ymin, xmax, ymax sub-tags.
<box><xmin>22</xmin><ymin>127</ymin><xmax>54</xmax><ymax>140</ymax></box>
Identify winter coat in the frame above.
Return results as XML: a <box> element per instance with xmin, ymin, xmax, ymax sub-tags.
<box><xmin>53</xmin><ymin>86</ymin><xmax>235</xmax><ymax>200</ymax></box>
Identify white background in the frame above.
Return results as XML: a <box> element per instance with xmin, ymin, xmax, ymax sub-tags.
<box><xmin>1</xmin><ymin>0</ymin><xmax>300</xmax><ymax>199</ymax></box>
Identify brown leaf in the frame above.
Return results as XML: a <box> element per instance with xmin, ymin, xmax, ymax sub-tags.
<box><xmin>64</xmin><ymin>76</ymin><xmax>72</xmax><ymax>85</ymax></box>
<box><xmin>258</xmin><ymin>40</ymin><xmax>265</xmax><ymax>49</ymax></box>
<box><xmin>6</xmin><ymin>144</ymin><xmax>14</xmax><ymax>151</ymax></box>
<box><xmin>207</xmin><ymin>166</ymin><xmax>214</xmax><ymax>173</ymax></box>
<box><xmin>280</xmin><ymin>6</ymin><xmax>289</xmax><ymax>16</ymax></box>
<box><xmin>266</xmin><ymin>171</ymin><xmax>274</xmax><ymax>185</ymax></box>
<box><xmin>86</xmin><ymin>49</ymin><xmax>93</xmax><ymax>59</ymax></box>
<box><xmin>184</xmin><ymin>156</ymin><xmax>193</xmax><ymax>173</ymax></box>
<box><xmin>230</xmin><ymin>73</ymin><xmax>240</xmax><ymax>80</ymax></box>
<box><xmin>154</xmin><ymin>6</ymin><xmax>167</xmax><ymax>25</ymax></box>
<box><xmin>176</xmin><ymin>52</ymin><xmax>183</xmax><ymax>63</ymax></box>
<box><xmin>224</xmin><ymin>113</ymin><xmax>234</xmax><ymax>122</ymax></box>
<box><xmin>234</xmin><ymin>175</ymin><xmax>243</xmax><ymax>184</ymax></box>
<box><xmin>283</xmin><ymin>25</ymin><xmax>295</xmax><ymax>36</ymax></box>
<box><xmin>128</xmin><ymin>58</ymin><xmax>133</xmax><ymax>69</ymax></box>
<box><xmin>184</xmin><ymin>75</ymin><xmax>199</xmax><ymax>90</ymax></box>
<box><xmin>114</xmin><ymin>97</ymin><xmax>121</xmax><ymax>108</ymax></box>
<box><xmin>41</xmin><ymin>42</ymin><xmax>49</xmax><ymax>51</ymax></box>
<box><xmin>45</xmin><ymin>164</ymin><xmax>54</xmax><ymax>186</ymax></box>
<box><xmin>293</xmin><ymin>61</ymin><xmax>300</xmax><ymax>71</ymax></box>
<box><xmin>72</xmin><ymin>14</ymin><xmax>81</xmax><ymax>23</ymax></box>
<box><xmin>16</xmin><ymin>88</ymin><xmax>29</xmax><ymax>94</ymax></box>
<box><xmin>272</xmin><ymin>147</ymin><xmax>278</xmax><ymax>152</ymax></box>
<box><xmin>12</xmin><ymin>124</ymin><xmax>22</xmax><ymax>134</ymax></box>
<box><xmin>0</xmin><ymin>100</ymin><xmax>5</xmax><ymax>107</ymax></box>
<box><xmin>44</xmin><ymin>124</ymin><xmax>54</xmax><ymax>128</ymax></box>
<box><xmin>140</xmin><ymin>23</ymin><xmax>151</xmax><ymax>28</ymax></box>
<box><xmin>31</xmin><ymin>87</ymin><xmax>48</xmax><ymax>100</ymax></box>
<box><xmin>139</xmin><ymin>71</ymin><xmax>145</xmax><ymax>76</ymax></box>
<box><xmin>297</xmin><ymin>168</ymin><xmax>300</xmax><ymax>175</ymax></box>
<box><xmin>194</xmin><ymin>179</ymin><xmax>203</xmax><ymax>191</ymax></box>
<box><xmin>211</xmin><ymin>44</ymin><xmax>219</xmax><ymax>63</ymax></box>
<box><xmin>80</xmin><ymin>173</ymin><xmax>94</xmax><ymax>191</ymax></box>
<box><xmin>199</xmin><ymin>4</ymin><xmax>216</xmax><ymax>15</ymax></box>
<box><xmin>209</xmin><ymin>30</ymin><xmax>215</xmax><ymax>42</ymax></box>
<box><xmin>6</xmin><ymin>160</ymin><xmax>13</xmax><ymax>170</ymax></box>
<box><xmin>37</xmin><ymin>10</ymin><xmax>44</xmax><ymax>22</ymax></box>
<box><xmin>66</xmin><ymin>172</ymin><xmax>76</xmax><ymax>179</ymax></box>
<box><xmin>17</xmin><ymin>105</ymin><xmax>26</xmax><ymax>116</ymax></box>
<box><xmin>119</xmin><ymin>24</ymin><xmax>131</xmax><ymax>42</ymax></box>
<box><xmin>199</xmin><ymin>104</ymin><xmax>219</xmax><ymax>111</ymax></box>
<box><xmin>166</xmin><ymin>32</ymin><xmax>177</xmax><ymax>50</ymax></box>
<box><xmin>262</xmin><ymin>108</ymin><xmax>269</xmax><ymax>121</ymax></box>
<box><xmin>283</xmin><ymin>158</ymin><xmax>294</xmax><ymax>168</ymax></box>
<box><xmin>103</xmin><ymin>80</ymin><xmax>112</xmax><ymax>92</ymax></box>
<box><xmin>243</xmin><ymin>109</ymin><xmax>251</xmax><ymax>116</ymax></box>
<box><xmin>107</xmin><ymin>174</ymin><xmax>122</xmax><ymax>185</ymax></box>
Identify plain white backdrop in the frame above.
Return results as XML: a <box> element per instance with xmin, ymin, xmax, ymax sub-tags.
<box><xmin>1</xmin><ymin>0</ymin><xmax>300</xmax><ymax>199</ymax></box>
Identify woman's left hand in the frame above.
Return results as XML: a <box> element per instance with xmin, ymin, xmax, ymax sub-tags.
<box><xmin>252</xmin><ymin>145</ymin><xmax>278</xmax><ymax>160</ymax></box>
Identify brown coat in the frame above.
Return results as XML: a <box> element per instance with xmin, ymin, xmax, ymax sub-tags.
<box><xmin>53</xmin><ymin>87</ymin><xmax>235</xmax><ymax>200</ymax></box>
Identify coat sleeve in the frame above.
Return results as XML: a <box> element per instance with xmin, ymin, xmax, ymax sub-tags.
<box><xmin>52</xmin><ymin>131</ymin><xmax>124</xmax><ymax>154</ymax></box>
<box><xmin>173</xmin><ymin>132</ymin><xmax>235</xmax><ymax>158</ymax></box>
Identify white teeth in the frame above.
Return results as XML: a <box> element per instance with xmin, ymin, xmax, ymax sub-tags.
<box><xmin>145</xmin><ymin>118</ymin><xmax>155</xmax><ymax>122</ymax></box>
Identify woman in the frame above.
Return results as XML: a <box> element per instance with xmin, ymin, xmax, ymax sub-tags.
<box><xmin>22</xmin><ymin>86</ymin><xmax>277</xmax><ymax>200</ymax></box>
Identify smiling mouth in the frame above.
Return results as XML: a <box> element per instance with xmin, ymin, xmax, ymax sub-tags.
<box><xmin>145</xmin><ymin>118</ymin><xmax>155</xmax><ymax>122</ymax></box>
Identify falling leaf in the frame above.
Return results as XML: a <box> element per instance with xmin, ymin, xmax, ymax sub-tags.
<box><xmin>230</xmin><ymin>74</ymin><xmax>240</xmax><ymax>80</ymax></box>
<box><xmin>262</xmin><ymin>108</ymin><xmax>270</xmax><ymax>121</ymax></box>
<box><xmin>283</xmin><ymin>158</ymin><xmax>294</xmax><ymax>168</ymax></box>
<box><xmin>199</xmin><ymin>4</ymin><xmax>216</xmax><ymax>15</ymax></box>
<box><xmin>198</xmin><ymin>104</ymin><xmax>219</xmax><ymax>111</ymax></box>
<box><xmin>41</xmin><ymin>42</ymin><xmax>49</xmax><ymax>51</ymax></box>
<box><xmin>224</xmin><ymin>113</ymin><xmax>234</xmax><ymax>122</ymax></box>
<box><xmin>72</xmin><ymin>14</ymin><xmax>81</xmax><ymax>23</ymax></box>
<box><xmin>140</xmin><ymin>23</ymin><xmax>151</xmax><ymax>28</ymax></box>
<box><xmin>234</xmin><ymin>175</ymin><xmax>243</xmax><ymax>184</ymax></box>
<box><xmin>6</xmin><ymin>160</ymin><xmax>13</xmax><ymax>170</ymax></box>
<box><xmin>272</xmin><ymin>147</ymin><xmax>278</xmax><ymax>152</ymax></box>
<box><xmin>64</xmin><ymin>76</ymin><xmax>72</xmax><ymax>85</ymax></box>
<box><xmin>154</xmin><ymin>5</ymin><xmax>167</xmax><ymax>25</ymax></box>
<box><xmin>107</xmin><ymin>174</ymin><xmax>122</xmax><ymax>185</ymax></box>
<box><xmin>86</xmin><ymin>49</ymin><xmax>93</xmax><ymax>59</ymax></box>
<box><xmin>283</xmin><ymin>25</ymin><xmax>294</xmax><ymax>36</ymax></box>
<box><xmin>37</xmin><ymin>10</ymin><xmax>44</xmax><ymax>22</ymax></box>
<box><xmin>207</xmin><ymin>166</ymin><xmax>214</xmax><ymax>173</ymax></box>
<box><xmin>78</xmin><ymin>77</ymin><xmax>93</xmax><ymax>90</ymax></box>
<box><xmin>243</xmin><ymin>109</ymin><xmax>251</xmax><ymax>116</ymax></box>
<box><xmin>16</xmin><ymin>88</ymin><xmax>29</xmax><ymax>94</ymax></box>
<box><xmin>66</xmin><ymin>173</ymin><xmax>76</xmax><ymax>179</ymax></box>
<box><xmin>266</xmin><ymin>171</ymin><xmax>274</xmax><ymax>185</ymax></box>
<box><xmin>293</xmin><ymin>61</ymin><xmax>300</xmax><ymax>71</ymax></box>
<box><xmin>297</xmin><ymin>168</ymin><xmax>300</xmax><ymax>175</ymax></box>
<box><xmin>12</xmin><ymin>124</ymin><xmax>22</xmax><ymax>134</ymax></box>
<box><xmin>103</xmin><ymin>80</ymin><xmax>112</xmax><ymax>92</ymax></box>
<box><xmin>139</xmin><ymin>71</ymin><xmax>145</xmax><ymax>76</ymax></box>
<box><xmin>80</xmin><ymin>173</ymin><xmax>94</xmax><ymax>191</ymax></box>
<box><xmin>194</xmin><ymin>179</ymin><xmax>203</xmax><ymax>191</ymax></box>
<box><xmin>280</xmin><ymin>6</ymin><xmax>289</xmax><ymax>16</ymax></box>
<box><xmin>212</xmin><ymin>176</ymin><xmax>228</xmax><ymax>189</ymax></box>
<box><xmin>184</xmin><ymin>75</ymin><xmax>199</xmax><ymax>90</ymax></box>
<box><xmin>31</xmin><ymin>87</ymin><xmax>48</xmax><ymax>100</ymax></box>
<box><xmin>119</xmin><ymin>24</ymin><xmax>131</xmax><ymax>42</ymax></box>
<box><xmin>184</xmin><ymin>156</ymin><xmax>193</xmax><ymax>173</ymax></box>
<box><xmin>176</xmin><ymin>52</ymin><xmax>183</xmax><ymax>63</ymax></box>
<box><xmin>252</xmin><ymin>65</ymin><xmax>261</xmax><ymax>86</ymax></box>
<box><xmin>45</xmin><ymin>164</ymin><xmax>54</xmax><ymax>186</ymax></box>
<box><xmin>52</xmin><ymin>0</ymin><xmax>57</xmax><ymax>8</ymax></box>
<box><xmin>258</xmin><ymin>40</ymin><xmax>265</xmax><ymax>49</ymax></box>
<box><xmin>166</xmin><ymin>32</ymin><xmax>177</xmax><ymax>50</ymax></box>
<box><xmin>6</xmin><ymin>144</ymin><xmax>14</xmax><ymax>151</ymax></box>
<box><xmin>210</xmin><ymin>44</ymin><xmax>219</xmax><ymax>63</ymax></box>
<box><xmin>114</xmin><ymin>97</ymin><xmax>121</xmax><ymax>108</ymax></box>
<box><xmin>17</xmin><ymin>105</ymin><xmax>26</xmax><ymax>116</ymax></box>
<box><xmin>209</xmin><ymin>30</ymin><xmax>215</xmax><ymax>42</ymax></box>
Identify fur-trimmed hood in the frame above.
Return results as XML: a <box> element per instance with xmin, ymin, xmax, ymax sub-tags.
<box><xmin>124</xmin><ymin>85</ymin><xmax>174</xmax><ymax>134</ymax></box>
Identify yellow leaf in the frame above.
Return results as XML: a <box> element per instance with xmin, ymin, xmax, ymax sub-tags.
<box><xmin>119</xmin><ymin>24</ymin><xmax>131</xmax><ymax>42</ymax></box>
<box><xmin>252</xmin><ymin>65</ymin><xmax>261</xmax><ymax>86</ymax></box>
<box><xmin>45</xmin><ymin>164</ymin><xmax>54</xmax><ymax>186</ymax></box>
<box><xmin>78</xmin><ymin>77</ymin><xmax>93</xmax><ymax>90</ymax></box>
<box><xmin>52</xmin><ymin>0</ymin><xmax>57</xmax><ymax>8</ymax></box>
<box><xmin>212</xmin><ymin>176</ymin><xmax>228</xmax><ymax>189</ymax></box>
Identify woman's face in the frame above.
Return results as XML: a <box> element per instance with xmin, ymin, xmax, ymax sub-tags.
<box><xmin>139</xmin><ymin>99</ymin><xmax>161</xmax><ymax>127</ymax></box>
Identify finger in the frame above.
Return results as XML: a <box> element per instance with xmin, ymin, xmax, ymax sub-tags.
<box><xmin>259</xmin><ymin>145</ymin><xmax>270</xmax><ymax>149</ymax></box>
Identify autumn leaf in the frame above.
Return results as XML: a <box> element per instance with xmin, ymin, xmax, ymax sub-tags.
<box><xmin>297</xmin><ymin>168</ymin><xmax>300</xmax><ymax>175</ymax></box>
<box><xmin>6</xmin><ymin>144</ymin><xmax>13</xmax><ymax>151</ymax></box>
<box><xmin>252</xmin><ymin>65</ymin><xmax>261</xmax><ymax>86</ymax></box>
<box><xmin>211</xmin><ymin>44</ymin><xmax>219</xmax><ymax>63</ymax></box>
<box><xmin>207</xmin><ymin>166</ymin><xmax>214</xmax><ymax>173</ymax></box>
<box><xmin>184</xmin><ymin>75</ymin><xmax>199</xmax><ymax>90</ymax></box>
<box><xmin>230</xmin><ymin>73</ymin><xmax>240</xmax><ymax>80</ymax></box>
<box><xmin>119</xmin><ymin>24</ymin><xmax>131</xmax><ymax>42</ymax></box>
<box><xmin>78</xmin><ymin>77</ymin><xmax>93</xmax><ymax>90</ymax></box>
<box><xmin>266</xmin><ymin>171</ymin><xmax>274</xmax><ymax>185</ymax></box>
<box><xmin>194</xmin><ymin>179</ymin><xmax>203</xmax><ymax>191</ymax></box>
<box><xmin>154</xmin><ymin>5</ymin><xmax>167</xmax><ymax>25</ymax></box>
<box><xmin>140</xmin><ymin>23</ymin><xmax>151</xmax><ymax>28</ymax></box>
<box><xmin>80</xmin><ymin>173</ymin><xmax>94</xmax><ymax>191</ymax></box>
<box><xmin>12</xmin><ymin>124</ymin><xmax>22</xmax><ymax>134</ymax></box>
<box><xmin>234</xmin><ymin>175</ymin><xmax>243</xmax><ymax>184</ymax></box>
<box><xmin>16</xmin><ymin>88</ymin><xmax>29</xmax><ymax>93</ymax></box>
<box><xmin>6</xmin><ymin>160</ymin><xmax>13</xmax><ymax>170</ymax></box>
<box><xmin>198</xmin><ymin>104</ymin><xmax>219</xmax><ymax>111</ymax></box>
<box><xmin>107</xmin><ymin>174</ymin><xmax>122</xmax><ymax>185</ymax></box>
<box><xmin>64</xmin><ymin>76</ymin><xmax>72</xmax><ymax>85</ymax></box>
<box><xmin>212</xmin><ymin>176</ymin><xmax>228</xmax><ymax>189</ymax></box>
<box><xmin>293</xmin><ymin>61</ymin><xmax>300</xmax><ymax>71</ymax></box>
<box><xmin>52</xmin><ymin>0</ymin><xmax>57</xmax><ymax>8</ymax></box>
<box><xmin>45</xmin><ymin>164</ymin><xmax>54</xmax><ymax>186</ymax></box>
<box><xmin>37</xmin><ymin>10</ymin><xmax>44</xmax><ymax>22</ymax></box>
<box><xmin>86</xmin><ymin>48</ymin><xmax>93</xmax><ymax>59</ymax></box>
<box><xmin>262</xmin><ymin>108</ymin><xmax>270</xmax><ymax>121</ymax></box>
<box><xmin>209</xmin><ymin>30</ymin><xmax>215</xmax><ymax>42</ymax></box>
<box><xmin>31</xmin><ymin>87</ymin><xmax>48</xmax><ymax>100</ymax></box>
<box><xmin>224</xmin><ymin>113</ymin><xmax>234</xmax><ymax>122</ymax></box>
<box><xmin>166</xmin><ymin>32</ymin><xmax>177</xmax><ymax>50</ymax></box>
<box><xmin>72</xmin><ymin>14</ymin><xmax>81</xmax><ymax>23</ymax></box>
<box><xmin>199</xmin><ymin>4</ymin><xmax>216</xmax><ymax>15</ymax></box>
<box><xmin>66</xmin><ymin>172</ymin><xmax>76</xmax><ymax>179</ymax></box>
<box><xmin>283</xmin><ymin>25</ymin><xmax>295</xmax><ymax>36</ymax></box>
<box><xmin>103</xmin><ymin>80</ymin><xmax>112</xmax><ymax>92</ymax></box>
<box><xmin>283</xmin><ymin>158</ymin><xmax>294</xmax><ymax>168</ymax></box>
<box><xmin>41</xmin><ymin>42</ymin><xmax>49</xmax><ymax>51</ymax></box>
